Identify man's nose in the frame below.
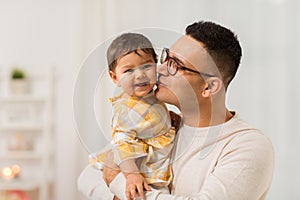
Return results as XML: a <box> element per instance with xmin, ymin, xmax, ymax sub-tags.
<box><xmin>157</xmin><ymin>63</ymin><xmax>168</xmax><ymax>75</ymax></box>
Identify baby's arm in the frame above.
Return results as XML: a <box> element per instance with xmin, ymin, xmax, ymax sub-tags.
<box><xmin>119</xmin><ymin>159</ymin><xmax>151</xmax><ymax>200</ymax></box>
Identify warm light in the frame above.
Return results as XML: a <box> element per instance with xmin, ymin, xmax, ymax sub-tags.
<box><xmin>1</xmin><ymin>165</ymin><xmax>21</xmax><ymax>180</ymax></box>
<box><xmin>12</xmin><ymin>165</ymin><xmax>21</xmax><ymax>175</ymax></box>
<box><xmin>1</xmin><ymin>167</ymin><xmax>14</xmax><ymax>179</ymax></box>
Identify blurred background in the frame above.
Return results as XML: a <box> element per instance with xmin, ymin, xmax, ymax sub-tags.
<box><xmin>0</xmin><ymin>0</ymin><xmax>299</xmax><ymax>199</ymax></box>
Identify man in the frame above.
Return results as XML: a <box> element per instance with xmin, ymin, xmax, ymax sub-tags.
<box><xmin>78</xmin><ymin>21</ymin><xmax>274</xmax><ymax>200</ymax></box>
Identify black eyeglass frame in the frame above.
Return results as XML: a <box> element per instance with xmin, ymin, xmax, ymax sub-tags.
<box><xmin>160</xmin><ymin>48</ymin><xmax>215</xmax><ymax>77</ymax></box>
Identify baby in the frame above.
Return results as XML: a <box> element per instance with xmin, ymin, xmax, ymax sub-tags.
<box><xmin>91</xmin><ymin>33</ymin><xmax>176</xmax><ymax>200</ymax></box>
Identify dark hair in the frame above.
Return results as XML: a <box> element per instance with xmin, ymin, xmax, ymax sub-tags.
<box><xmin>107</xmin><ymin>33</ymin><xmax>157</xmax><ymax>72</ymax></box>
<box><xmin>185</xmin><ymin>21</ymin><xmax>242</xmax><ymax>88</ymax></box>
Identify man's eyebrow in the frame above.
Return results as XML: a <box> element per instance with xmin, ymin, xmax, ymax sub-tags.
<box><xmin>169</xmin><ymin>53</ymin><xmax>185</xmax><ymax>65</ymax></box>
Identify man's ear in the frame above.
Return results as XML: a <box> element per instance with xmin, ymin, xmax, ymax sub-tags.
<box><xmin>202</xmin><ymin>77</ymin><xmax>223</xmax><ymax>97</ymax></box>
<box><xmin>109</xmin><ymin>70</ymin><xmax>118</xmax><ymax>84</ymax></box>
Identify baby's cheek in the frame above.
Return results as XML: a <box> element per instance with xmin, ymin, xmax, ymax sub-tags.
<box><xmin>149</xmin><ymin>71</ymin><xmax>157</xmax><ymax>83</ymax></box>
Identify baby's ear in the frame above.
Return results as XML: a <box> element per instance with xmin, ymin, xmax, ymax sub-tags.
<box><xmin>109</xmin><ymin>70</ymin><xmax>118</xmax><ymax>84</ymax></box>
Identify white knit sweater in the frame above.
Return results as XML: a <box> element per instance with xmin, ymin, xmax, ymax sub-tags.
<box><xmin>78</xmin><ymin>113</ymin><xmax>274</xmax><ymax>200</ymax></box>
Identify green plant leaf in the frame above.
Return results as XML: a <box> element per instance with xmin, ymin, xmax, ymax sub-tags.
<box><xmin>11</xmin><ymin>68</ymin><xmax>26</xmax><ymax>79</ymax></box>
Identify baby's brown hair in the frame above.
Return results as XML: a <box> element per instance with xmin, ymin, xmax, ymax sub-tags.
<box><xmin>107</xmin><ymin>33</ymin><xmax>157</xmax><ymax>72</ymax></box>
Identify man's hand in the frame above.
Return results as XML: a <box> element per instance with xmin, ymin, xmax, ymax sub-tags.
<box><xmin>124</xmin><ymin>173</ymin><xmax>151</xmax><ymax>200</ymax></box>
<box><xmin>169</xmin><ymin>111</ymin><xmax>182</xmax><ymax>132</ymax></box>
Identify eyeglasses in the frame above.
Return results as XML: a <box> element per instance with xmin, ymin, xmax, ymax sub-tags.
<box><xmin>160</xmin><ymin>48</ymin><xmax>215</xmax><ymax>77</ymax></box>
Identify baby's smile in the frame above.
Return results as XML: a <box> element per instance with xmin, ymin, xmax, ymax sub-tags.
<box><xmin>134</xmin><ymin>81</ymin><xmax>150</xmax><ymax>87</ymax></box>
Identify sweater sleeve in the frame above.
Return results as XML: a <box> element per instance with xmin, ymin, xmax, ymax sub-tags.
<box><xmin>195</xmin><ymin>132</ymin><xmax>274</xmax><ymax>200</ymax></box>
<box><xmin>111</xmin><ymin>131</ymin><xmax>274</xmax><ymax>200</ymax></box>
<box><xmin>77</xmin><ymin>165</ymin><xmax>115</xmax><ymax>200</ymax></box>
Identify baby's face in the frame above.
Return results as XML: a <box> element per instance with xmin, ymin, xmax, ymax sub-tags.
<box><xmin>110</xmin><ymin>50</ymin><xmax>156</xmax><ymax>97</ymax></box>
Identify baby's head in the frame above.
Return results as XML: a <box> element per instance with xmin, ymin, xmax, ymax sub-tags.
<box><xmin>107</xmin><ymin>33</ymin><xmax>157</xmax><ymax>97</ymax></box>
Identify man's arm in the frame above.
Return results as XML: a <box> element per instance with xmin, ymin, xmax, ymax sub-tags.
<box><xmin>77</xmin><ymin>165</ymin><xmax>115</xmax><ymax>200</ymax></box>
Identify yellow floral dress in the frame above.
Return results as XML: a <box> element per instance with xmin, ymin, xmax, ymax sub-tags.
<box><xmin>90</xmin><ymin>92</ymin><xmax>176</xmax><ymax>186</ymax></box>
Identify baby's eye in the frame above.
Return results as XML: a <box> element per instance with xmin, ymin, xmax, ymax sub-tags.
<box><xmin>142</xmin><ymin>63</ymin><xmax>155</xmax><ymax>70</ymax></box>
<box><xmin>124</xmin><ymin>68</ymin><xmax>134</xmax><ymax>73</ymax></box>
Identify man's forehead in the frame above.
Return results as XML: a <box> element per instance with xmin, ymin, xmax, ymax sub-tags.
<box><xmin>170</xmin><ymin>35</ymin><xmax>206</xmax><ymax>59</ymax></box>
<box><xmin>170</xmin><ymin>35</ymin><xmax>218</xmax><ymax>74</ymax></box>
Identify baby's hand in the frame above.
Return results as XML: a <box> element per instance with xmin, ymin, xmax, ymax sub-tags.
<box><xmin>125</xmin><ymin>173</ymin><xmax>151</xmax><ymax>200</ymax></box>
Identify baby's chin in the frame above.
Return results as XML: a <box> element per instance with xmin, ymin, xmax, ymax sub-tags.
<box><xmin>135</xmin><ymin>84</ymin><xmax>154</xmax><ymax>94</ymax></box>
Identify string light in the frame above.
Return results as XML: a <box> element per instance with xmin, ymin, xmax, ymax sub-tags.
<box><xmin>1</xmin><ymin>165</ymin><xmax>21</xmax><ymax>180</ymax></box>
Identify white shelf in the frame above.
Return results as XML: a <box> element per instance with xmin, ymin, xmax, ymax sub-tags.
<box><xmin>0</xmin><ymin>151</ymin><xmax>42</xmax><ymax>159</ymax></box>
<box><xmin>0</xmin><ymin>67</ymin><xmax>54</xmax><ymax>200</ymax></box>
<box><xmin>0</xmin><ymin>178</ymin><xmax>40</xmax><ymax>190</ymax></box>
<box><xmin>0</xmin><ymin>124</ymin><xmax>43</xmax><ymax>132</ymax></box>
<box><xmin>0</xmin><ymin>96</ymin><xmax>46</xmax><ymax>103</ymax></box>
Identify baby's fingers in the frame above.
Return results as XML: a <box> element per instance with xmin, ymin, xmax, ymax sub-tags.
<box><xmin>129</xmin><ymin>185</ymin><xmax>137</xmax><ymax>200</ymax></box>
<box><xmin>143</xmin><ymin>182</ymin><xmax>151</xmax><ymax>191</ymax></box>
<box><xmin>137</xmin><ymin>184</ymin><xmax>145</xmax><ymax>199</ymax></box>
<box><xmin>126</xmin><ymin>184</ymin><xmax>136</xmax><ymax>200</ymax></box>
<box><xmin>126</xmin><ymin>187</ymin><xmax>131</xmax><ymax>200</ymax></box>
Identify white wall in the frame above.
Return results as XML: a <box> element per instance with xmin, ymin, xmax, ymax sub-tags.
<box><xmin>0</xmin><ymin>0</ymin><xmax>85</xmax><ymax>199</ymax></box>
<box><xmin>1</xmin><ymin>0</ymin><xmax>299</xmax><ymax>199</ymax></box>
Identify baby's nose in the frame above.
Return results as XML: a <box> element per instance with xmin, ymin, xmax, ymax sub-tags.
<box><xmin>135</xmin><ymin>68</ymin><xmax>145</xmax><ymax>78</ymax></box>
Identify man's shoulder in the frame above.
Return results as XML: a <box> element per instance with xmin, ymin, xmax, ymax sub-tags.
<box><xmin>224</xmin><ymin>113</ymin><xmax>274</xmax><ymax>152</ymax></box>
<box><xmin>223</xmin><ymin>116</ymin><xmax>274</xmax><ymax>159</ymax></box>
<box><xmin>227</xmin><ymin>113</ymin><xmax>264</xmax><ymax>136</ymax></box>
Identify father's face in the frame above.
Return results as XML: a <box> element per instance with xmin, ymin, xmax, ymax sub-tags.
<box><xmin>155</xmin><ymin>35</ymin><xmax>217</xmax><ymax>108</ymax></box>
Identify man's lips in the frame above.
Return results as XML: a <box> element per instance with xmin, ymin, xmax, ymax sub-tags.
<box><xmin>156</xmin><ymin>81</ymin><xmax>163</xmax><ymax>86</ymax></box>
<box><xmin>157</xmin><ymin>76</ymin><xmax>167</xmax><ymax>87</ymax></box>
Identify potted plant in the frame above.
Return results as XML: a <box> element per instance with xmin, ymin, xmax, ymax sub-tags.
<box><xmin>10</xmin><ymin>67</ymin><xmax>30</xmax><ymax>94</ymax></box>
<box><xmin>12</xmin><ymin>68</ymin><xmax>26</xmax><ymax>79</ymax></box>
